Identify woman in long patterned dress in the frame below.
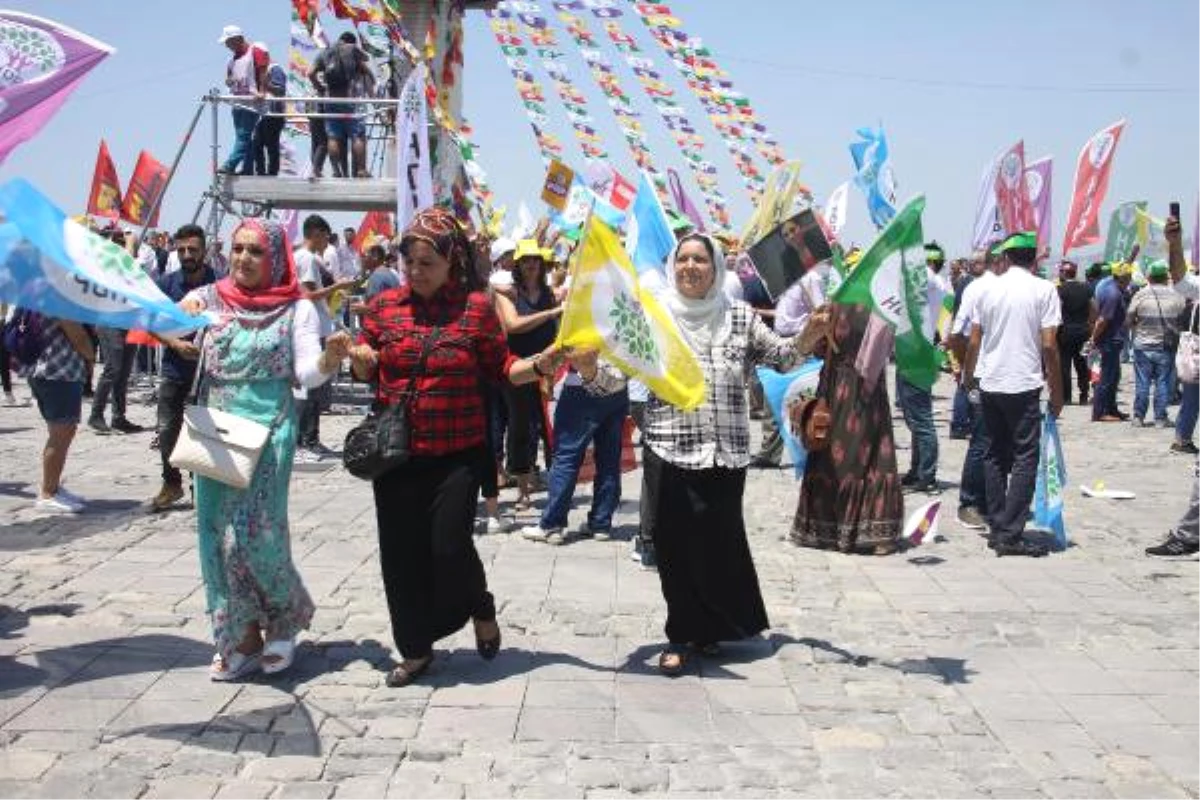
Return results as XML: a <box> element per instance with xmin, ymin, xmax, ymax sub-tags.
<box><xmin>790</xmin><ymin>303</ymin><xmax>903</xmax><ymax>555</ymax></box>
<box><xmin>181</xmin><ymin>219</ymin><xmax>351</xmax><ymax>680</ymax></box>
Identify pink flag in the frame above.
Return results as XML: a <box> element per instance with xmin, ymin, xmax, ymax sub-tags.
<box><xmin>1062</xmin><ymin>120</ymin><xmax>1126</xmax><ymax>255</ymax></box>
<box><xmin>0</xmin><ymin>13</ymin><xmax>114</xmax><ymax>167</ymax></box>
<box><xmin>1024</xmin><ymin>157</ymin><xmax>1053</xmax><ymax>254</ymax></box>
<box><xmin>667</xmin><ymin>168</ymin><xmax>706</xmax><ymax>231</ymax></box>
<box><xmin>994</xmin><ymin>140</ymin><xmax>1033</xmax><ymax>236</ymax></box>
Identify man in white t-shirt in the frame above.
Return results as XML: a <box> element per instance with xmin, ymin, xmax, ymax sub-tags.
<box><xmin>1146</xmin><ymin>213</ymin><xmax>1199</xmax><ymax>556</ymax></box>
<box><xmin>293</xmin><ymin>214</ymin><xmax>355</xmax><ymax>462</ymax></box>
<box><xmin>964</xmin><ymin>232</ymin><xmax>1063</xmax><ymax>558</ymax></box>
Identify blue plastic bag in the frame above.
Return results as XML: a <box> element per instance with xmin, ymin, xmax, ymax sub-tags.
<box><xmin>1033</xmin><ymin>413</ymin><xmax>1068</xmax><ymax>551</ymax></box>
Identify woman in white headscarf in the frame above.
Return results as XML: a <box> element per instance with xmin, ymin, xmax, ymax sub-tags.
<box><xmin>631</xmin><ymin>233</ymin><xmax>828</xmax><ymax>676</ymax></box>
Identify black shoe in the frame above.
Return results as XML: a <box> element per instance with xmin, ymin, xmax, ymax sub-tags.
<box><xmin>750</xmin><ymin>454</ymin><xmax>781</xmax><ymax>469</ymax></box>
<box><xmin>87</xmin><ymin>417</ymin><xmax>112</xmax><ymax>435</ymax></box>
<box><xmin>1170</xmin><ymin>441</ymin><xmax>1199</xmax><ymax>455</ymax></box>
<box><xmin>1145</xmin><ymin>538</ymin><xmax>1199</xmax><ymax>557</ymax></box>
<box><xmin>111</xmin><ymin>418</ymin><xmax>146</xmax><ymax>434</ymax></box>
<box><xmin>903</xmin><ymin>479</ymin><xmax>939</xmax><ymax>495</ymax></box>
<box><xmin>990</xmin><ymin>538</ymin><xmax>1049</xmax><ymax>558</ymax></box>
<box><xmin>900</xmin><ymin>472</ymin><xmax>919</xmax><ymax>488</ymax></box>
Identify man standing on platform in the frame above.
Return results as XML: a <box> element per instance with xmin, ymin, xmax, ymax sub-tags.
<box><xmin>217</xmin><ymin>25</ymin><xmax>268</xmax><ymax>176</ymax></box>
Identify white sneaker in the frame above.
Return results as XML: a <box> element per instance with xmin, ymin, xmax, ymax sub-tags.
<box><xmin>36</xmin><ymin>492</ymin><xmax>82</xmax><ymax>514</ymax></box>
<box><xmin>486</xmin><ymin>516</ymin><xmax>512</xmax><ymax>535</ymax></box>
<box><xmin>520</xmin><ymin>525</ymin><xmax>557</xmax><ymax>542</ymax></box>
<box><xmin>2</xmin><ymin>392</ymin><xmax>18</xmax><ymax>406</ymax></box>
<box><xmin>56</xmin><ymin>486</ymin><xmax>87</xmax><ymax>508</ymax></box>
<box><xmin>294</xmin><ymin>448</ymin><xmax>322</xmax><ymax>464</ymax></box>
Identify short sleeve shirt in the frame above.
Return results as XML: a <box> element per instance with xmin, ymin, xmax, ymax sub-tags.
<box><xmin>975</xmin><ymin>267</ymin><xmax>1061</xmax><ymax>394</ymax></box>
<box><xmin>1094</xmin><ymin>279</ymin><xmax>1127</xmax><ymax>344</ymax></box>
<box><xmin>294</xmin><ymin>245</ymin><xmax>337</xmax><ymax>336</ymax></box>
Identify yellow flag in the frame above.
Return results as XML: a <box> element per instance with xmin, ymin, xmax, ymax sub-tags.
<box><xmin>557</xmin><ymin>218</ymin><xmax>705</xmax><ymax>411</ymax></box>
<box><xmin>739</xmin><ymin>161</ymin><xmax>808</xmax><ymax>247</ymax></box>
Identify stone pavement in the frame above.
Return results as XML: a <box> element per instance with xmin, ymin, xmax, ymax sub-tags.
<box><xmin>0</xmin><ymin>369</ymin><xmax>1196</xmax><ymax>799</ymax></box>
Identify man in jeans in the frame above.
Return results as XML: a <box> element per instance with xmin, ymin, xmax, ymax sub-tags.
<box><xmin>1146</xmin><ymin>212</ymin><xmax>1200</xmax><ymax>556</ymax></box>
<box><xmin>897</xmin><ymin>242</ymin><xmax>950</xmax><ymax>494</ymax></box>
<box><xmin>1090</xmin><ymin>261</ymin><xmax>1132</xmax><ymax>421</ymax></box>
<box><xmin>964</xmin><ymin>232</ymin><xmax>1064</xmax><ymax>558</ymax></box>
<box><xmin>1127</xmin><ymin>261</ymin><xmax>1185</xmax><ymax>427</ymax></box>
<box><xmin>218</xmin><ymin>25</ymin><xmax>267</xmax><ymax>176</ymax></box>
<box><xmin>147</xmin><ymin>224</ymin><xmax>217</xmax><ymax>512</ymax></box>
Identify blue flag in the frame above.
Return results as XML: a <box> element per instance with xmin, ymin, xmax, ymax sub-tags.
<box><xmin>849</xmin><ymin>125</ymin><xmax>898</xmax><ymax>230</ymax></box>
<box><xmin>0</xmin><ymin>178</ymin><xmax>210</xmax><ymax>335</ymax></box>
<box><xmin>625</xmin><ymin>171</ymin><xmax>675</xmax><ymax>275</ymax></box>
<box><xmin>756</xmin><ymin>360</ymin><xmax>824</xmax><ymax>478</ymax></box>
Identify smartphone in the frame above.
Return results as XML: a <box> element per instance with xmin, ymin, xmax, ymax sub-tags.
<box><xmin>1170</xmin><ymin>201</ymin><xmax>1181</xmax><ymax>220</ymax></box>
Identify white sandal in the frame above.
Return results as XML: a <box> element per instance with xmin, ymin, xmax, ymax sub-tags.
<box><xmin>261</xmin><ymin>638</ymin><xmax>296</xmax><ymax>675</ymax></box>
<box><xmin>211</xmin><ymin>650</ymin><xmax>261</xmax><ymax>682</ymax></box>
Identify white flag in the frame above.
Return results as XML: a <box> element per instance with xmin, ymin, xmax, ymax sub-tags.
<box><xmin>971</xmin><ymin>151</ymin><xmax>1005</xmax><ymax>251</ymax></box>
<box><xmin>396</xmin><ymin>64</ymin><xmax>432</xmax><ymax>231</ymax></box>
<box><xmin>824</xmin><ymin>181</ymin><xmax>851</xmax><ymax>240</ymax></box>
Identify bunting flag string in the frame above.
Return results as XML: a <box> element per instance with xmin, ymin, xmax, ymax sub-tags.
<box><xmin>485</xmin><ymin>8</ymin><xmax>568</xmax><ymax>164</ymax></box>
<box><xmin>497</xmin><ymin>2</ymin><xmax>612</xmax><ymax>165</ymax></box>
<box><xmin>574</xmin><ymin>1</ymin><xmax>731</xmax><ymax>229</ymax></box>
<box><xmin>625</xmin><ymin>0</ymin><xmax>786</xmax><ymax>199</ymax></box>
<box><xmin>543</xmin><ymin>2</ymin><xmax>673</xmax><ymax>205</ymax></box>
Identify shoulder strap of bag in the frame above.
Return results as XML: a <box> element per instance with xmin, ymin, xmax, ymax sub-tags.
<box><xmin>388</xmin><ymin>326</ymin><xmax>442</xmax><ymax>404</ymax></box>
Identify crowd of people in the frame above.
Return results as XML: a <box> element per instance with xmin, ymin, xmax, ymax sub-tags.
<box><xmin>3</xmin><ymin>198</ymin><xmax>1197</xmax><ymax>687</ymax></box>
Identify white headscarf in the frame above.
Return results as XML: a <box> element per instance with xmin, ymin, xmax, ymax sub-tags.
<box><xmin>664</xmin><ymin>233</ymin><xmax>731</xmax><ymax>352</ymax></box>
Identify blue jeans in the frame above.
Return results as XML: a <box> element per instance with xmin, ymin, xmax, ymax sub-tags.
<box><xmin>1177</xmin><ymin>381</ymin><xmax>1199</xmax><ymax>443</ymax></box>
<box><xmin>958</xmin><ymin>396</ymin><xmax>989</xmax><ymax>511</ymax></box>
<box><xmin>1092</xmin><ymin>337</ymin><xmax>1123</xmax><ymax>419</ymax></box>
<box><xmin>224</xmin><ymin>107</ymin><xmax>259</xmax><ymax>174</ymax></box>
<box><xmin>1133</xmin><ymin>347</ymin><xmax>1173</xmax><ymax>423</ymax></box>
<box><xmin>950</xmin><ymin>382</ymin><xmax>972</xmax><ymax>435</ymax></box>
<box><xmin>897</xmin><ymin>376</ymin><xmax>938</xmax><ymax>482</ymax></box>
<box><xmin>539</xmin><ymin>386</ymin><xmax>629</xmax><ymax>532</ymax></box>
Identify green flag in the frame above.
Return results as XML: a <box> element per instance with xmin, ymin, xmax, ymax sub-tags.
<box><xmin>1103</xmin><ymin>201</ymin><xmax>1144</xmax><ymax>262</ymax></box>
<box><xmin>832</xmin><ymin>195</ymin><xmax>943</xmax><ymax>391</ymax></box>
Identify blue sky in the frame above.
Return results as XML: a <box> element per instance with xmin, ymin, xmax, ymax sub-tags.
<box><xmin>2</xmin><ymin>0</ymin><xmax>1196</xmax><ymax>255</ymax></box>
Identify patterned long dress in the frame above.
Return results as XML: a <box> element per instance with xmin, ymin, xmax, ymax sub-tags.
<box><xmin>791</xmin><ymin>303</ymin><xmax>903</xmax><ymax>553</ymax></box>
<box><xmin>194</xmin><ymin>298</ymin><xmax>315</xmax><ymax>658</ymax></box>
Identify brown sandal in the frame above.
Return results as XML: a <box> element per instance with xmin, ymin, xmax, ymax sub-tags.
<box><xmin>658</xmin><ymin>647</ymin><xmax>687</xmax><ymax>677</ymax></box>
<box><xmin>386</xmin><ymin>656</ymin><xmax>431</xmax><ymax>688</ymax></box>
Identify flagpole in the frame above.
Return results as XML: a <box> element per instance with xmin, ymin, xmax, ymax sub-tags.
<box><xmin>138</xmin><ymin>97</ymin><xmax>206</xmax><ymax>244</ymax></box>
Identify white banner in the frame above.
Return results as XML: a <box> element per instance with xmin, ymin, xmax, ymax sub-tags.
<box><xmin>396</xmin><ymin>64</ymin><xmax>433</xmax><ymax>231</ymax></box>
<box><xmin>824</xmin><ymin>181</ymin><xmax>851</xmax><ymax>240</ymax></box>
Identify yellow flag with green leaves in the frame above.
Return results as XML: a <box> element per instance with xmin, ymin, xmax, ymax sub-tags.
<box><xmin>557</xmin><ymin>218</ymin><xmax>705</xmax><ymax>411</ymax></box>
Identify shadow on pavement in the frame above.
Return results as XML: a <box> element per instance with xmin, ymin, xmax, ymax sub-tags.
<box><xmin>771</xmin><ymin>633</ymin><xmax>975</xmax><ymax>684</ymax></box>
<box><xmin>0</xmin><ymin>481</ymin><xmax>36</xmax><ymax>499</ymax></box>
<box><xmin>0</xmin><ymin>499</ymin><xmax>143</xmax><ymax>550</ymax></box>
<box><xmin>112</xmin><ymin>700</ymin><xmax>321</xmax><ymax>757</ymax></box>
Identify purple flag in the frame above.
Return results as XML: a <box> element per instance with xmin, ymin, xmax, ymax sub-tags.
<box><xmin>1192</xmin><ymin>202</ymin><xmax>1199</xmax><ymax>268</ymax></box>
<box><xmin>0</xmin><ymin>12</ymin><xmax>113</xmax><ymax>167</ymax></box>
<box><xmin>1024</xmin><ymin>157</ymin><xmax>1053</xmax><ymax>254</ymax></box>
<box><xmin>667</xmin><ymin>168</ymin><xmax>706</xmax><ymax>232</ymax></box>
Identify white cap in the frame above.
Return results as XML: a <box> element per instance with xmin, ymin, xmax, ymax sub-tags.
<box><xmin>488</xmin><ymin>270</ymin><xmax>515</xmax><ymax>289</ymax></box>
<box><xmin>489</xmin><ymin>237</ymin><xmax>516</xmax><ymax>265</ymax></box>
<box><xmin>218</xmin><ymin>25</ymin><xmax>244</xmax><ymax>44</ymax></box>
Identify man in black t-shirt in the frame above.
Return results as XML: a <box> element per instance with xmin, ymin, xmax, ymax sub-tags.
<box><xmin>1056</xmin><ymin>261</ymin><xmax>1094</xmax><ymax>406</ymax></box>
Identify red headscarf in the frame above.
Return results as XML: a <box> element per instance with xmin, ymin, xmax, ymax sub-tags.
<box><xmin>215</xmin><ymin>219</ymin><xmax>303</xmax><ymax>313</ymax></box>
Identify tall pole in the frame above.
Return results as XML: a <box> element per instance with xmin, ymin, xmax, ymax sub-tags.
<box><xmin>136</xmin><ymin>95</ymin><xmax>208</xmax><ymax>246</ymax></box>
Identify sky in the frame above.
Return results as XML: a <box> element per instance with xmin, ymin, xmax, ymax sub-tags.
<box><xmin>2</xmin><ymin>0</ymin><xmax>1197</xmax><ymax>256</ymax></box>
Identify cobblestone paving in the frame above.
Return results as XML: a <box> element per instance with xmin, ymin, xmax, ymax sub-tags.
<box><xmin>0</xmin><ymin>371</ymin><xmax>1196</xmax><ymax>798</ymax></box>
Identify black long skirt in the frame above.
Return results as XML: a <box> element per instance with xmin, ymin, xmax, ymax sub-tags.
<box><xmin>372</xmin><ymin>446</ymin><xmax>495</xmax><ymax>660</ymax></box>
<box><xmin>643</xmin><ymin>447</ymin><xmax>769</xmax><ymax>645</ymax></box>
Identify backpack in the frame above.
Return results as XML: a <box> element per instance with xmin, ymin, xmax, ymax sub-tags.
<box><xmin>265</xmin><ymin>63</ymin><xmax>287</xmax><ymax>97</ymax></box>
<box><xmin>2</xmin><ymin>308</ymin><xmax>46</xmax><ymax>368</ymax></box>
<box><xmin>322</xmin><ymin>44</ymin><xmax>359</xmax><ymax>94</ymax></box>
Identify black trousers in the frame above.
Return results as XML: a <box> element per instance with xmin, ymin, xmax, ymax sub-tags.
<box><xmin>980</xmin><ymin>389</ymin><xmax>1042</xmax><ymax>544</ymax></box>
<box><xmin>157</xmin><ymin>377</ymin><xmax>190</xmax><ymax>485</ymax></box>
<box><xmin>91</xmin><ymin>327</ymin><xmax>134</xmax><ymax>422</ymax></box>
<box><xmin>296</xmin><ymin>337</ymin><xmax>326</xmax><ymax>447</ymax></box>
<box><xmin>253</xmin><ymin>115</ymin><xmax>286</xmax><ymax>176</ymax></box>
<box><xmin>0</xmin><ymin>330</ymin><xmax>11</xmax><ymax>394</ymax></box>
<box><xmin>503</xmin><ymin>381</ymin><xmax>542</xmax><ymax>475</ymax></box>
<box><xmin>373</xmin><ymin>447</ymin><xmax>495</xmax><ymax>660</ymax></box>
<box><xmin>1057</xmin><ymin>324</ymin><xmax>1089</xmax><ymax>403</ymax></box>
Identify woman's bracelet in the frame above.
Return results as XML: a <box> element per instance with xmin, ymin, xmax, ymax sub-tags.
<box><xmin>531</xmin><ymin>353</ymin><xmax>548</xmax><ymax>377</ymax></box>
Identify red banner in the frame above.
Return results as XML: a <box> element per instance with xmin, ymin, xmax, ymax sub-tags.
<box><xmin>86</xmin><ymin>139</ymin><xmax>123</xmax><ymax>220</ymax></box>
<box><xmin>994</xmin><ymin>140</ymin><xmax>1033</xmax><ymax>236</ymax></box>
<box><xmin>120</xmin><ymin>150</ymin><xmax>169</xmax><ymax>228</ymax></box>
<box><xmin>354</xmin><ymin>210</ymin><xmax>394</xmax><ymax>253</ymax></box>
<box><xmin>1062</xmin><ymin>120</ymin><xmax>1126</xmax><ymax>254</ymax></box>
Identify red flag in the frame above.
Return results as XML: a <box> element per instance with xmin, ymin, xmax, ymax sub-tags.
<box><xmin>1062</xmin><ymin>120</ymin><xmax>1126</xmax><ymax>255</ymax></box>
<box><xmin>994</xmin><ymin>140</ymin><xmax>1034</xmax><ymax>236</ymax></box>
<box><xmin>354</xmin><ymin>211</ymin><xmax>394</xmax><ymax>253</ymax></box>
<box><xmin>86</xmin><ymin>139</ymin><xmax>123</xmax><ymax>220</ymax></box>
<box><xmin>120</xmin><ymin>150</ymin><xmax>169</xmax><ymax>227</ymax></box>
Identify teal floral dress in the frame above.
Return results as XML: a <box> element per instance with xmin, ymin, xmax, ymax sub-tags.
<box><xmin>194</xmin><ymin>293</ymin><xmax>315</xmax><ymax>658</ymax></box>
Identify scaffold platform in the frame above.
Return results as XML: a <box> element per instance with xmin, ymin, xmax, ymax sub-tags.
<box><xmin>217</xmin><ymin>175</ymin><xmax>397</xmax><ymax>213</ymax></box>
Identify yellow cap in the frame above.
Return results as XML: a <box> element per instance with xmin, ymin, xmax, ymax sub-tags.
<box><xmin>514</xmin><ymin>239</ymin><xmax>543</xmax><ymax>262</ymax></box>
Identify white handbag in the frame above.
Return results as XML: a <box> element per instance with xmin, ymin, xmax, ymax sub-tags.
<box><xmin>168</xmin><ymin>330</ymin><xmax>286</xmax><ymax>490</ymax></box>
<box><xmin>1177</xmin><ymin>302</ymin><xmax>1200</xmax><ymax>384</ymax></box>
<box><xmin>170</xmin><ymin>405</ymin><xmax>272</xmax><ymax>490</ymax></box>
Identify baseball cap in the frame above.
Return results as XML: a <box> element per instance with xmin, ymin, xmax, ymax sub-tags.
<box><xmin>489</xmin><ymin>237</ymin><xmax>516</xmax><ymax>264</ymax></box>
<box><xmin>488</xmin><ymin>270</ymin><xmax>514</xmax><ymax>289</ymax></box>
<box><xmin>218</xmin><ymin>25</ymin><xmax>244</xmax><ymax>44</ymax></box>
<box><xmin>991</xmin><ymin>231</ymin><xmax>1037</xmax><ymax>254</ymax></box>
<box><xmin>1110</xmin><ymin>261</ymin><xmax>1134</xmax><ymax>278</ymax></box>
<box><xmin>1146</xmin><ymin>260</ymin><xmax>1169</xmax><ymax>279</ymax></box>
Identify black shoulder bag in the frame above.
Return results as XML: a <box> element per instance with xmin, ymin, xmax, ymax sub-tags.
<box><xmin>342</xmin><ymin>327</ymin><xmax>441</xmax><ymax>480</ymax></box>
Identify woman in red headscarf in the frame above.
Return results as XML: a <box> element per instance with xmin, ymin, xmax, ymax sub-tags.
<box><xmin>349</xmin><ymin>208</ymin><xmax>562</xmax><ymax>688</ymax></box>
<box><xmin>180</xmin><ymin>219</ymin><xmax>352</xmax><ymax>681</ymax></box>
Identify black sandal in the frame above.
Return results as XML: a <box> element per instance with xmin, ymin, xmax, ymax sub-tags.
<box><xmin>386</xmin><ymin>656</ymin><xmax>431</xmax><ymax>688</ymax></box>
<box><xmin>658</xmin><ymin>646</ymin><xmax>687</xmax><ymax>677</ymax></box>
<box><xmin>474</xmin><ymin>619</ymin><xmax>501</xmax><ymax>661</ymax></box>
